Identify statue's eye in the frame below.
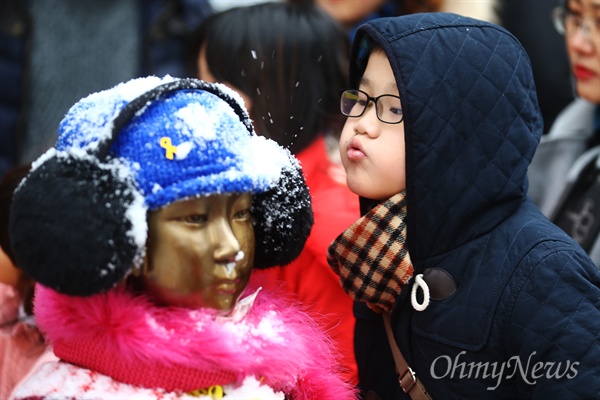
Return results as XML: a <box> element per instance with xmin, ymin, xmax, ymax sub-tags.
<box><xmin>234</xmin><ymin>209</ymin><xmax>252</xmax><ymax>221</ymax></box>
<box><xmin>180</xmin><ymin>214</ymin><xmax>208</xmax><ymax>224</ymax></box>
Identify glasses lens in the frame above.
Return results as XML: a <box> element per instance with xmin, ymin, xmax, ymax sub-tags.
<box><xmin>341</xmin><ymin>90</ymin><xmax>366</xmax><ymax>117</ymax></box>
<box><xmin>552</xmin><ymin>7</ymin><xmax>566</xmax><ymax>35</ymax></box>
<box><xmin>552</xmin><ymin>6</ymin><xmax>600</xmax><ymax>43</ymax></box>
<box><xmin>377</xmin><ymin>95</ymin><xmax>403</xmax><ymax>123</ymax></box>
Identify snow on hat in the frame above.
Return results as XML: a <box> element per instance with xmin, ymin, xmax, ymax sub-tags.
<box><xmin>9</xmin><ymin>77</ymin><xmax>313</xmax><ymax>297</ymax></box>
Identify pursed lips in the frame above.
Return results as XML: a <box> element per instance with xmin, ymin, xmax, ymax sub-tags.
<box><xmin>346</xmin><ymin>137</ymin><xmax>366</xmax><ymax>161</ymax></box>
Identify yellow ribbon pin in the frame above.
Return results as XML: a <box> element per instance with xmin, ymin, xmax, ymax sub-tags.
<box><xmin>160</xmin><ymin>137</ymin><xmax>177</xmax><ymax>160</ymax></box>
<box><xmin>188</xmin><ymin>385</ymin><xmax>224</xmax><ymax>399</ymax></box>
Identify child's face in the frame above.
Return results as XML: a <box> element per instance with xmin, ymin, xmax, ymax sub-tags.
<box><xmin>141</xmin><ymin>193</ymin><xmax>255</xmax><ymax>312</ymax></box>
<box><xmin>339</xmin><ymin>49</ymin><xmax>406</xmax><ymax>200</ymax></box>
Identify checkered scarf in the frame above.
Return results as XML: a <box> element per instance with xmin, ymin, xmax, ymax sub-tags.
<box><xmin>326</xmin><ymin>192</ymin><xmax>413</xmax><ymax>312</ymax></box>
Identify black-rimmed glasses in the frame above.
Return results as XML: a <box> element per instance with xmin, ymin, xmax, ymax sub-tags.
<box><xmin>340</xmin><ymin>89</ymin><xmax>404</xmax><ymax>124</ymax></box>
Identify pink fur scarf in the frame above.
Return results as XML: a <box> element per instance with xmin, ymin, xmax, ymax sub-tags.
<box><xmin>31</xmin><ymin>281</ymin><xmax>357</xmax><ymax>399</ymax></box>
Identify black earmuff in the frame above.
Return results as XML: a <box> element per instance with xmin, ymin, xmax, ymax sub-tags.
<box><xmin>252</xmin><ymin>166</ymin><xmax>313</xmax><ymax>269</ymax></box>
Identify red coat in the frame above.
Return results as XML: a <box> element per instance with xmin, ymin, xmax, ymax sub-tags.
<box><xmin>255</xmin><ymin>135</ymin><xmax>360</xmax><ymax>384</ymax></box>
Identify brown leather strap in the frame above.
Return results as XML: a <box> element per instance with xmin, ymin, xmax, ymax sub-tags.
<box><xmin>382</xmin><ymin>312</ymin><xmax>433</xmax><ymax>400</ymax></box>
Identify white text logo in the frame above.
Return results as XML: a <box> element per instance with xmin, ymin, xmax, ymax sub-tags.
<box><xmin>430</xmin><ymin>351</ymin><xmax>579</xmax><ymax>390</ymax></box>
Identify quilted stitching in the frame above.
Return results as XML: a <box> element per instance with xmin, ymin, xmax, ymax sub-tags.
<box><xmin>505</xmin><ymin>246</ymin><xmax>600</xmax><ymax>397</ymax></box>
<box><xmin>358</xmin><ymin>14</ymin><xmax>542</xmax><ymax>262</ymax></box>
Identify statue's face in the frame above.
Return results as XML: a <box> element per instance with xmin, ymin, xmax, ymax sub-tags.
<box><xmin>142</xmin><ymin>193</ymin><xmax>255</xmax><ymax>311</ymax></box>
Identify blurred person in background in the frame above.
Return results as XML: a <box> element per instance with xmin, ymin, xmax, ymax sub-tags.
<box><xmin>0</xmin><ymin>164</ymin><xmax>55</xmax><ymax>400</ymax></box>
<box><xmin>287</xmin><ymin>0</ymin><xmax>445</xmax><ymax>41</ymax></box>
<box><xmin>495</xmin><ymin>0</ymin><xmax>574</xmax><ymax>131</ymax></box>
<box><xmin>190</xmin><ymin>1</ymin><xmax>361</xmax><ymax>384</ymax></box>
<box><xmin>528</xmin><ymin>0</ymin><xmax>600</xmax><ymax>267</ymax></box>
<box><xmin>0</xmin><ymin>0</ymin><xmax>213</xmax><ymax>180</ymax></box>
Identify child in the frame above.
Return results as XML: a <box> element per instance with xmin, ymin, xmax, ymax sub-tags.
<box><xmin>8</xmin><ymin>76</ymin><xmax>357</xmax><ymax>399</ymax></box>
<box><xmin>326</xmin><ymin>12</ymin><xmax>600</xmax><ymax>399</ymax></box>
<box><xmin>191</xmin><ymin>2</ymin><xmax>360</xmax><ymax>384</ymax></box>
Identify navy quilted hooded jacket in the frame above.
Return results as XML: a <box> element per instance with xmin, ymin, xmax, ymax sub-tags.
<box><xmin>349</xmin><ymin>13</ymin><xmax>600</xmax><ymax>399</ymax></box>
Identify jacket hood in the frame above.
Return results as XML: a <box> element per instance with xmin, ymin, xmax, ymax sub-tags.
<box><xmin>351</xmin><ymin>13</ymin><xmax>543</xmax><ymax>264</ymax></box>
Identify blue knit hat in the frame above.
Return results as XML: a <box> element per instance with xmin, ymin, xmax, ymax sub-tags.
<box><xmin>9</xmin><ymin>77</ymin><xmax>313</xmax><ymax>296</ymax></box>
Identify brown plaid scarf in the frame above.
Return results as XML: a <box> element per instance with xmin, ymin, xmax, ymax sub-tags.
<box><xmin>326</xmin><ymin>192</ymin><xmax>413</xmax><ymax>313</ymax></box>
